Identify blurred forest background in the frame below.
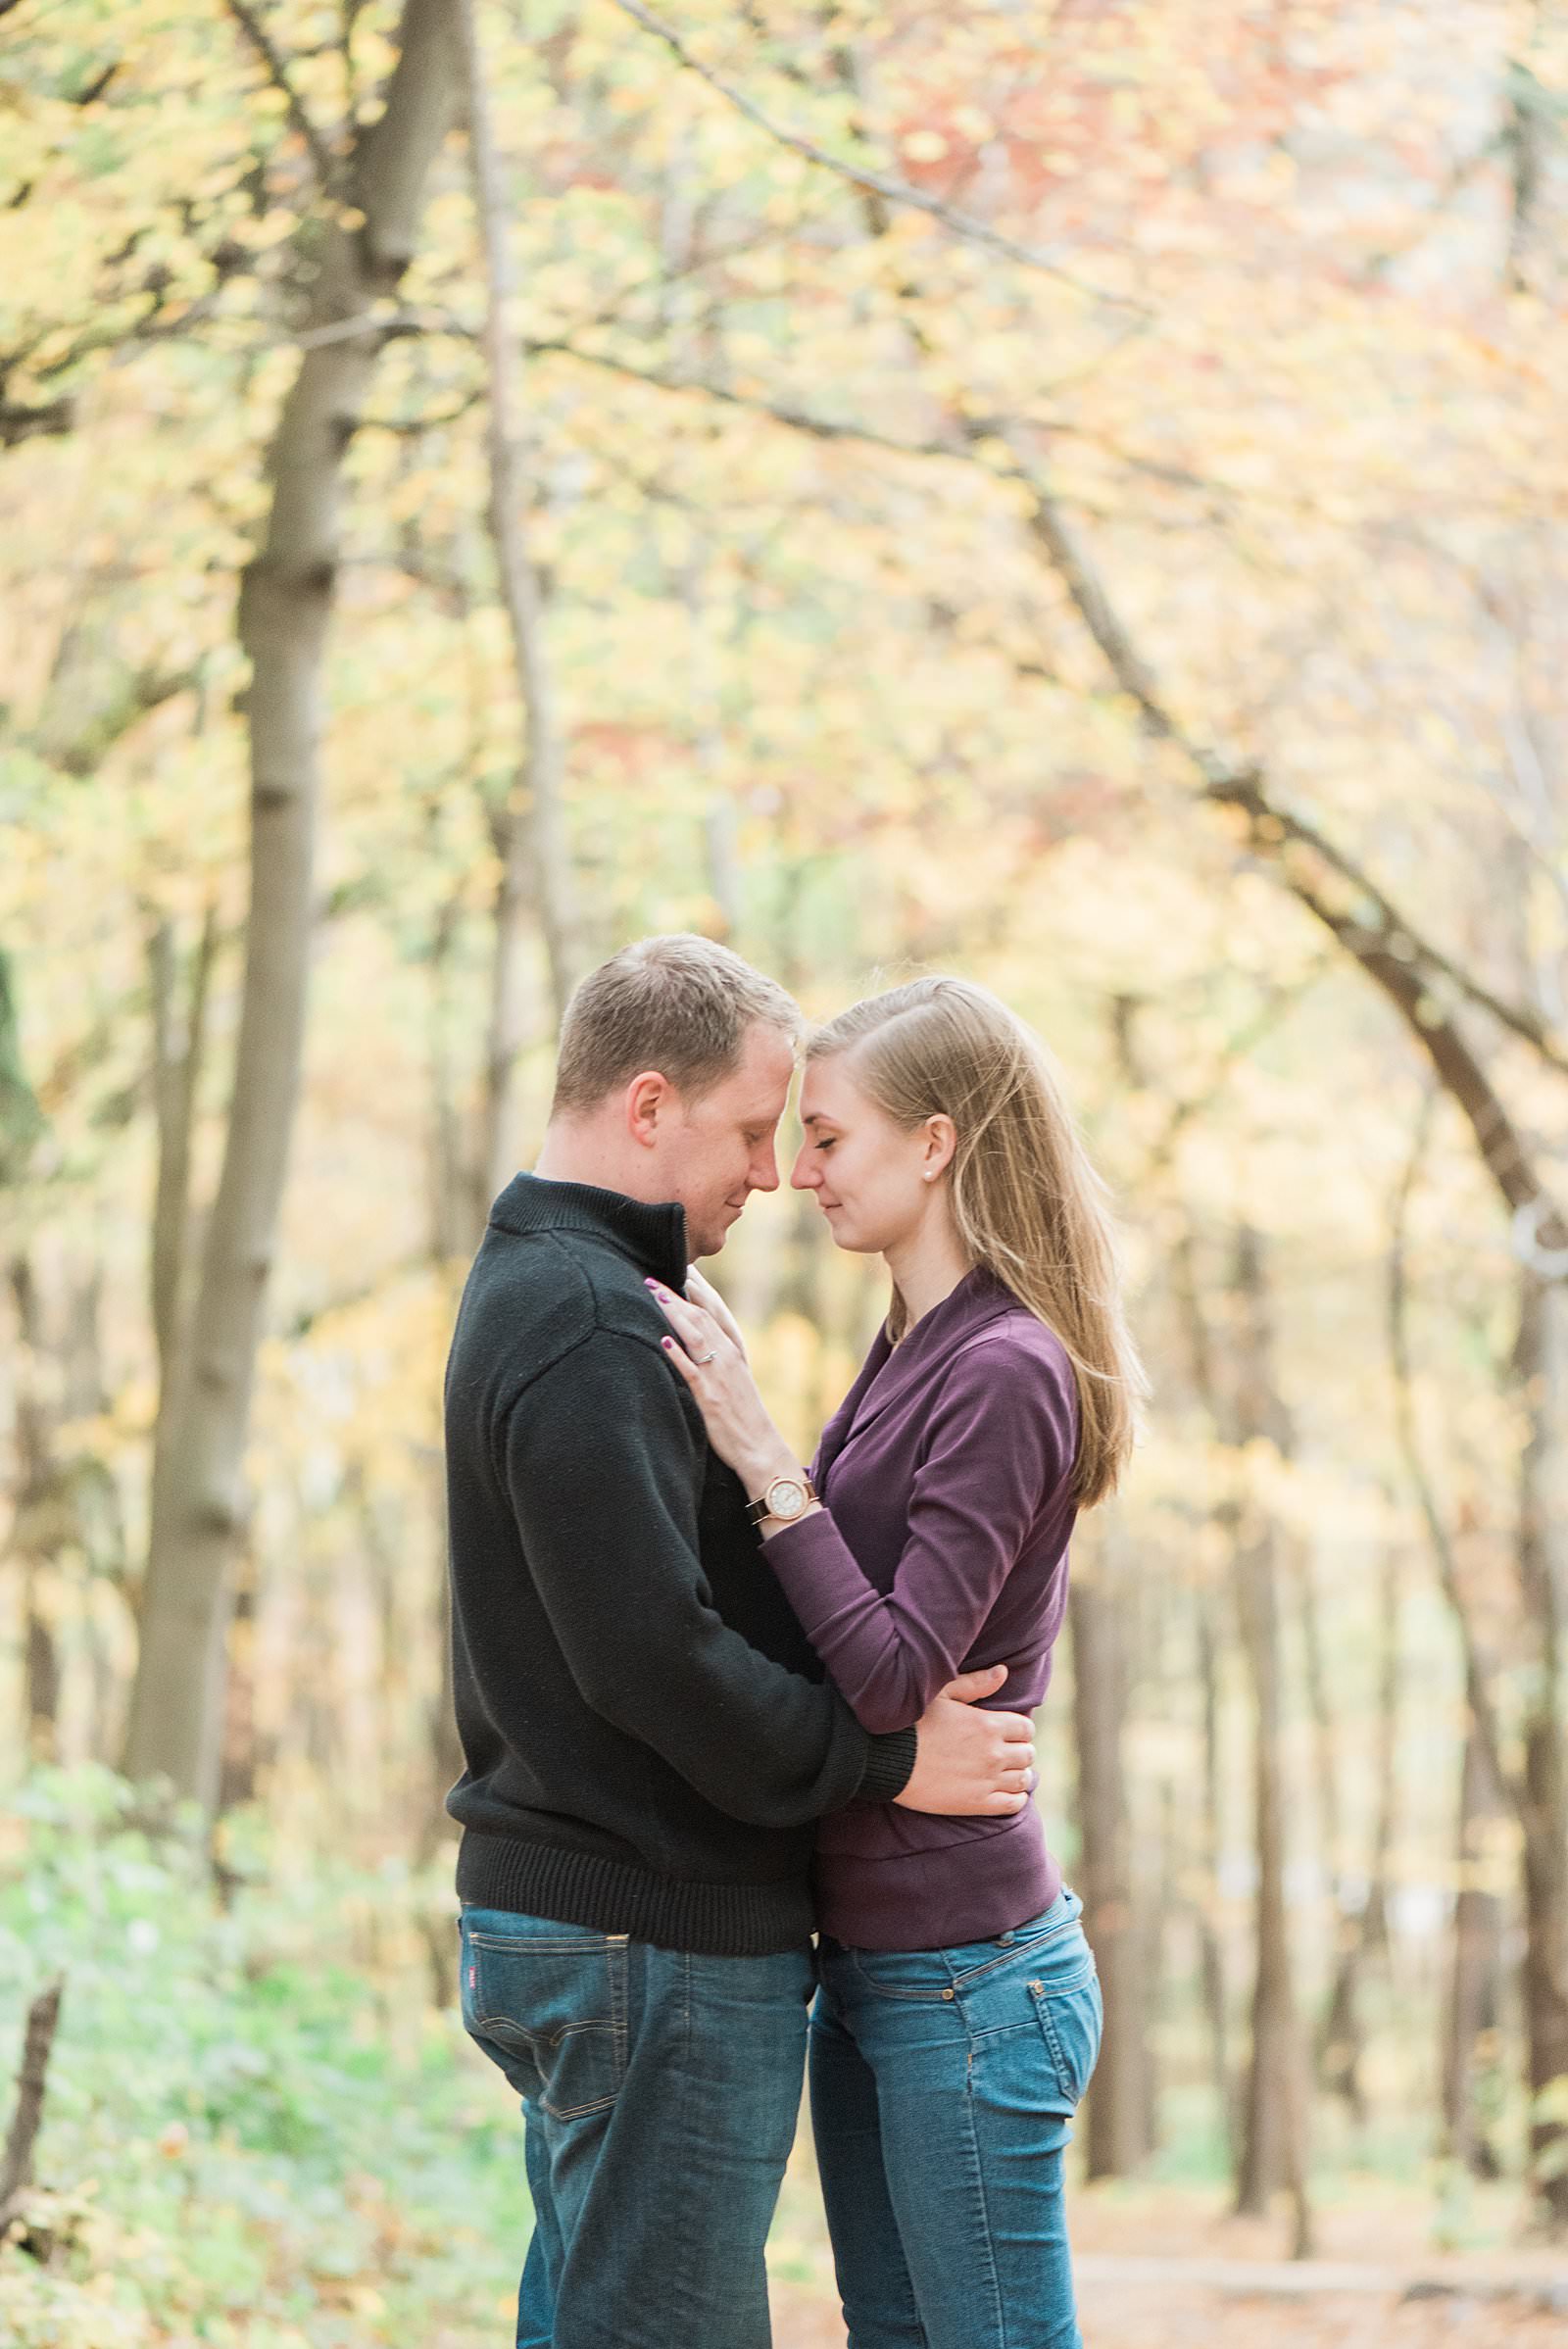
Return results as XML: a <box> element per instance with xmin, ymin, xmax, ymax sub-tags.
<box><xmin>5</xmin><ymin>0</ymin><xmax>1568</xmax><ymax>2342</ymax></box>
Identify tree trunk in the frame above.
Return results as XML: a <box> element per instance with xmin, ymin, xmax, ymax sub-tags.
<box><xmin>1317</xmin><ymin>1540</ymin><xmax>1399</xmax><ymax>2125</ymax></box>
<box><xmin>425</xmin><ymin>881</ymin><xmax>474</xmax><ymax>1258</ymax></box>
<box><xmin>1514</xmin><ymin>1270</ymin><xmax>1568</xmax><ymax>2229</ymax></box>
<box><xmin>0</xmin><ymin>948</ymin><xmax>46</xmax><ymax>1185</ymax></box>
<box><xmin>1232</xmin><ymin>1508</ymin><xmax>1298</xmax><ymax>2217</ymax></box>
<box><xmin>147</xmin><ymin>906</ymin><xmax>218</xmax><ymax>1391</ymax></box>
<box><xmin>1194</xmin><ymin>1585</ymin><xmax>1235</xmax><ymax>2162</ymax></box>
<box><xmin>1071</xmin><ymin>1527</ymin><xmax>1151</xmax><ymax>2177</ymax></box>
<box><xmin>458</xmin><ymin>0</ymin><xmax>582</xmax><ymax>1124</ymax></box>
<box><xmin>1229</xmin><ymin>1229</ymin><xmax>1313</xmax><ymax>2255</ymax></box>
<box><xmin>1298</xmin><ymin>1540</ymin><xmax>1357</xmax><ymax>2120</ymax></box>
<box><xmin>1441</xmin><ymin>1722</ymin><xmax>1506</xmax><ymax>2181</ymax></box>
<box><xmin>122</xmin><ymin>0</ymin><xmax>460</xmax><ymax>1804</ymax></box>
<box><xmin>427</xmin><ymin>1555</ymin><xmax>467</xmax><ymax>1830</ymax></box>
<box><xmin>10</xmin><ymin>1256</ymin><xmax>62</xmax><ymax>1762</ymax></box>
<box><xmin>0</xmin><ymin>1979</ymin><xmax>64</xmax><ymax>2220</ymax></box>
<box><xmin>1168</xmin><ymin>1226</ymin><xmax>1236</xmax><ymax>2161</ymax></box>
<box><xmin>217</xmin><ymin>1542</ymin><xmax>260</xmax><ymax>1812</ymax></box>
<box><xmin>474</xmin><ymin>786</ymin><xmax>544</xmax><ymax>1223</ymax></box>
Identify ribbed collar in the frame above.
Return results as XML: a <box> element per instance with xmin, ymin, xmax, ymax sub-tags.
<box><xmin>489</xmin><ymin>1171</ymin><xmax>689</xmax><ymax>1288</ymax></box>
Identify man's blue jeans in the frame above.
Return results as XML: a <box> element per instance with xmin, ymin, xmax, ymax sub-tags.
<box><xmin>459</xmin><ymin>1904</ymin><xmax>815</xmax><ymax>2349</ymax></box>
<box><xmin>810</xmin><ymin>1887</ymin><xmax>1102</xmax><ymax>2349</ymax></box>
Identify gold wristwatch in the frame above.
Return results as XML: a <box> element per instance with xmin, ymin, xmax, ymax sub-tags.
<box><xmin>746</xmin><ymin>1472</ymin><xmax>818</xmax><ymax>1528</ymax></box>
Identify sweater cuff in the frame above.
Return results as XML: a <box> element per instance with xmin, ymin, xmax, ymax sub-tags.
<box><xmin>854</xmin><ymin>1724</ymin><xmax>917</xmax><ymax>1805</ymax></box>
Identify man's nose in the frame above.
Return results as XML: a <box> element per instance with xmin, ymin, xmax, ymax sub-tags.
<box><xmin>751</xmin><ymin>1145</ymin><xmax>781</xmax><ymax>1193</ymax></box>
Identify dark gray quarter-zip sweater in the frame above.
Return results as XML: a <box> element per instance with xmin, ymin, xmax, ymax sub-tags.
<box><xmin>444</xmin><ymin>1172</ymin><xmax>917</xmax><ymax>1956</ymax></box>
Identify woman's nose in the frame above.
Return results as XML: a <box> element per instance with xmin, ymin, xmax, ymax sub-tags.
<box><xmin>790</xmin><ymin>1150</ymin><xmax>815</xmax><ymax>1191</ymax></box>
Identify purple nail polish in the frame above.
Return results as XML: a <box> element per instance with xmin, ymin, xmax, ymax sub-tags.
<box><xmin>661</xmin><ymin>1336</ymin><xmax>673</xmax><ymax>1349</ymax></box>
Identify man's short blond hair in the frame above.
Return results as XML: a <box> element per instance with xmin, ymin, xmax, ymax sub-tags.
<box><xmin>551</xmin><ymin>935</ymin><xmax>801</xmax><ymax>1116</ymax></box>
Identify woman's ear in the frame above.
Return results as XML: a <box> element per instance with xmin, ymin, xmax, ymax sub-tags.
<box><xmin>923</xmin><ymin>1115</ymin><xmax>957</xmax><ymax>1180</ymax></box>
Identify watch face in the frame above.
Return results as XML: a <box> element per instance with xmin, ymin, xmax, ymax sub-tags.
<box><xmin>768</xmin><ymin>1478</ymin><xmax>808</xmax><ymax>1520</ymax></box>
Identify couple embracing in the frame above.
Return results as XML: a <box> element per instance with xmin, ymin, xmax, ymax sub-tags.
<box><xmin>443</xmin><ymin>934</ymin><xmax>1143</xmax><ymax>2349</ymax></box>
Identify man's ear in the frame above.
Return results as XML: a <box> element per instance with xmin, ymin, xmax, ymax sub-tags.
<box><xmin>625</xmin><ymin>1068</ymin><xmax>671</xmax><ymax>1148</ymax></box>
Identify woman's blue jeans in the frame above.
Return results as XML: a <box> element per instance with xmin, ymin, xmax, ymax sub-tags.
<box><xmin>810</xmin><ymin>1886</ymin><xmax>1102</xmax><ymax>2349</ymax></box>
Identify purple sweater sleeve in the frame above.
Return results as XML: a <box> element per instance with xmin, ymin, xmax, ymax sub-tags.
<box><xmin>760</xmin><ymin>1335</ymin><xmax>1077</xmax><ymax>1735</ymax></box>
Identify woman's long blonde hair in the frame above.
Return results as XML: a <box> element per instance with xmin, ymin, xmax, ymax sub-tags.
<box><xmin>808</xmin><ymin>976</ymin><xmax>1146</xmax><ymax>1507</ymax></box>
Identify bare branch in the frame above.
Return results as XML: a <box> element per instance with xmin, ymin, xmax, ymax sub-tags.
<box><xmin>605</xmin><ymin>0</ymin><xmax>1146</xmax><ymax>313</ymax></box>
<box><xmin>358</xmin><ymin>390</ymin><xmax>481</xmax><ymax>432</ymax></box>
<box><xmin>1203</xmin><ymin>771</ymin><xmax>1568</xmax><ymax>1081</ymax></box>
<box><xmin>225</xmin><ymin>0</ymin><xmax>338</xmax><ymax>188</ymax></box>
<box><xmin>293</xmin><ymin>304</ymin><xmax>472</xmax><ymax>348</ymax></box>
<box><xmin>527</xmin><ymin>334</ymin><xmax>957</xmax><ymax>459</ymax></box>
<box><xmin>1004</xmin><ymin>472</ymin><xmax>1568</xmax><ymax>1243</ymax></box>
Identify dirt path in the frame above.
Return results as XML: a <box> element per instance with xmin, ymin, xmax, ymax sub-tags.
<box><xmin>765</xmin><ymin>2178</ymin><xmax>1568</xmax><ymax>2347</ymax></box>
<box><xmin>773</xmin><ymin>2268</ymin><xmax>1568</xmax><ymax>2347</ymax></box>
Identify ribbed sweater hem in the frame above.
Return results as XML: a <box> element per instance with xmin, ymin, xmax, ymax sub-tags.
<box><xmin>456</xmin><ymin>1830</ymin><xmax>816</xmax><ymax>1956</ymax></box>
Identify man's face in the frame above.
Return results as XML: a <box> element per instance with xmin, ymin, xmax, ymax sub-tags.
<box><xmin>659</xmin><ymin>1022</ymin><xmax>795</xmax><ymax>1257</ymax></box>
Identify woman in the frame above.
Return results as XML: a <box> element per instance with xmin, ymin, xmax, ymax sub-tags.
<box><xmin>646</xmin><ymin>975</ymin><xmax>1144</xmax><ymax>2349</ymax></box>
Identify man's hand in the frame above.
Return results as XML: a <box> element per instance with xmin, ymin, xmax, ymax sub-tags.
<box><xmin>893</xmin><ymin>1665</ymin><xmax>1035</xmax><ymax>1817</ymax></box>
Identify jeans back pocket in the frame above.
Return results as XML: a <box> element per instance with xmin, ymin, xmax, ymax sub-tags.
<box><xmin>461</xmin><ymin>1919</ymin><xmax>628</xmax><ymax>2121</ymax></box>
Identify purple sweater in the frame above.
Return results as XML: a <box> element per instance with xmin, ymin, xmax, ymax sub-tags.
<box><xmin>763</xmin><ymin>1266</ymin><xmax>1079</xmax><ymax>1951</ymax></box>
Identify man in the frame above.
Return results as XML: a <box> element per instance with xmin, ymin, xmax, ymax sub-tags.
<box><xmin>444</xmin><ymin>934</ymin><xmax>1034</xmax><ymax>2349</ymax></box>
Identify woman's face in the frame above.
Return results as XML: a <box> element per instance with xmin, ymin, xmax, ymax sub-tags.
<box><xmin>790</xmin><ymin>1051</ymin><xmax>947</xmax><ymax>1254</ymax></box>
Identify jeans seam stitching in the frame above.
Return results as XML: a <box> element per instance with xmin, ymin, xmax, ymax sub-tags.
<box><xmin>610</xmin><ymin>1940</ymin><xmax>628</xmax><ymax>2089</ymax></box>
<box><xmin>959</xmin><ymin>2020</ymin><xmax>1008</xmax><ymax>2349</ymax></box>
<box><xmin>948</xmin><ymin>1931</ymin><xmax>1074</xmax><ymax>1990</ymax></box>
<box><xmin>466</xmin><ymin>1932</ymin><xmax>610</xmax><ymax>1952</ymax></box>
<box><xmin>851</xmin><ymin>1925</ymin><xmax>1080</xmax><ymax>2003</ymax></box>
<box><xmin>472</xmin><ymin>2018</ymin><xmax>615</xmax><ymax>2046</ymax></box>
<box><xmin>657</xmin><ymin>1950</ymin><xmax>703</xmax><ymax>2349</ymax></box>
